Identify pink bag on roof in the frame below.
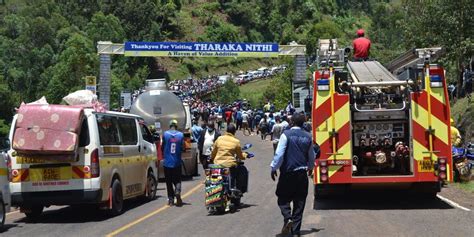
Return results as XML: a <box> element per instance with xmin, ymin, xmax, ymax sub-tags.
<box><xmin>13</xmin><ymin>104</ymin><xmax>84</xmax><ymax>155</ymax></box>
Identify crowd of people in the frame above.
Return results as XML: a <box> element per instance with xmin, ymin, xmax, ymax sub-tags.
<box><xmin>188</xmin><ymin>98</ymin><xmax>312</xmax><ymax>149</ymax></box>
<box><xmin>169</xmin><ymin>76</ymin><xmax>221</xmax><ymax>99</ymax></box>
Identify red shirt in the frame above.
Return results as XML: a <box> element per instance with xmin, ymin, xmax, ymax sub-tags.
<box><xmin>225</xmin><ymin>110</ymin><xmax>232</xmax><ymax>122</ymax></box>
<box><xmin>353</xmin><ymin>37</ymin><xmax>371</xmax><ymax>59</ymax></box>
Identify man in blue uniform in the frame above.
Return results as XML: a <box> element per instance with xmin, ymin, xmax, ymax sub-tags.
<box><xmin>270</xmin><ymin>113</ymin><xmax>316</xmax><ymax>236</ymax></box>
<box><xmin>162</xmin><ymin>119</ymin><xmax>185</xmax><ymax>206</ymax></box>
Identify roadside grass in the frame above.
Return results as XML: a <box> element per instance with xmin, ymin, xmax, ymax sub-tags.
<box><xmin>453</xmin><ymin>181</ymin><xmax>474</xmax><ymax>194</ymax></box>
<box><xmin>450</xmin><ymin>93</ymin><xmax>473</xmax><ymax>142</ymax></box>
<box><xmin>239</xmin><ymin>78</ymin><xmax>273</xmax><ymax>107</ymax></box>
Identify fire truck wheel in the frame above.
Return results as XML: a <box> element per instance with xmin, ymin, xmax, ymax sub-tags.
<box><xmin>24</xmin><ymin>205</ymin><xmax>44</xmax><ymax>220</ymax></box>
<box><xmin>109</xmin><ymin>179</ymin><xmax>124</xmax><ymax>216</ymax></box>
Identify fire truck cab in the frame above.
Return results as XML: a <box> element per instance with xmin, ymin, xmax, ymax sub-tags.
<box><xmin>312</xmin><ymin>39</ymin><xmax>452</xmax><ymax>198</ymax></box>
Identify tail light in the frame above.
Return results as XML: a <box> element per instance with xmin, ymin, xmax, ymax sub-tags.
<box><xmin>438</xmin><ymin>157</ymin><xmax>447</xmax><ymax>180</ymax></box>
<box><xmin>91</xmin><ymin>149</ymin><xmax>100</xmax><ymax>178</ymax></box>
<box><xmin>319</xmin><ymin>160</ymin><xmax>328</xmax><ymax>183</ymax></box>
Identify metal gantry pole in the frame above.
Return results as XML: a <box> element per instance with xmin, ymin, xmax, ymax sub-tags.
<box><xmin>99</xmin><ymin>54</ymin><xmax>111</xmax><ymax>108</ymax></box>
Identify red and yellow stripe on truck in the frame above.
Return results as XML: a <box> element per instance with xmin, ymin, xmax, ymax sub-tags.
<box><xmin>312</xmin><ymin>65</ymin><xmax>452</xmax><ymax>185</ymax></box>
<box><xmin>411</xmin><ymin>66</ymin><xmax>452</xmax><ymax>182</ymax></box>
<box><xmin>312</xmin><ymin>68</ymin><xmax>351</xmax><ymax>184</ymax></box>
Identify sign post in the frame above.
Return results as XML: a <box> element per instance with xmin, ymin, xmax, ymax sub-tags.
<box><xmin>85</xmin><ymin>76</ymin><xmax>97</xmax><ymax>94</ymax></box>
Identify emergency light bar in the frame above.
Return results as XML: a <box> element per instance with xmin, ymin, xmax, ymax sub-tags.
<box><xmin>430</xmin><ymin>75</ymin><xmax>443</xmax><ymax>88</ymax></box>
<box><xmin>317</xmin><ymin>79</ymin><xmax>330</xmax><ymax>91</ymax></box>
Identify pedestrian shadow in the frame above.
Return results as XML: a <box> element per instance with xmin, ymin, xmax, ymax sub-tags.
<box><xmin>205</xmin><ymin>204</ymin><xmax>258</xmax><ymax>216</ymax></box>
<box><xmin>314</xmin><ymin>191</ymin><xmax>453</xmax><ymax>210</ymax></box>
<box><xmin>176</xmin><ymin>202</ymin><xmax>192</xmax><ymax>207</ymax></box>
<box><xmin>275</xmin><ymin>228</ymin><xmax>323</xmax><ymax>237</ymax></box>
<box><xmin>231</xmin><ymin>203</ymin><xmax>257</xmax><ymax>213</ymax></box>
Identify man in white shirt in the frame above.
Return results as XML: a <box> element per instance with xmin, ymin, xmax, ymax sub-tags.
<box><xmin>198</xmin><ymin>122</ymin><xmax>221</xmax><ymax>169</ymax></box>
<box><xmin>242</xmin><ymin>111</ymin><xmax>251</xmax><ymax>136</ymax></box>
<box><xmin>271</xmin><ymin>116</ymin><xmax>284</xmax><ymax>154</ymax></box>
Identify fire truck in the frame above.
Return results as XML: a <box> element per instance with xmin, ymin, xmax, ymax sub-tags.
<box><xmin>312</xmin><ymin>39</ymin><xmax>452</xmax><ymax>198</ymax></box>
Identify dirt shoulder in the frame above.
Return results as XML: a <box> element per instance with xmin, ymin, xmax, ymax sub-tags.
<box><xmin>439</xmin><ymin>183</ymin><xmax>474</xmax><ymax>210</ymax></box>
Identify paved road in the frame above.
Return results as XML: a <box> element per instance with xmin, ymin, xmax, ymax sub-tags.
<box><xmin>2</xmin><ymin>132</ymin><xmax>473</xmax><ymax>236</ymax></box>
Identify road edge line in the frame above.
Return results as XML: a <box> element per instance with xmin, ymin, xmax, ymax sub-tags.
<box><xmin>106</xmin><ymin>183</ymin><xmax>204</xmax><ymax>237</ymax></box>
<box><xmin>436</xmin><ymin>194</ymin><xmax>471</xmax><ymax>211</ymax></box>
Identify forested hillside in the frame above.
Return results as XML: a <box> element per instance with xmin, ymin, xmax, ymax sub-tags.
<box><xmin>0</xmin><ymin>0</ymin><xmax>472</xmax><ymax>136</ymax></box>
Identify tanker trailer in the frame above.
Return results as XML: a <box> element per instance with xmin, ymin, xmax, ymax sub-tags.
<box><xmin>130</xmin><ymin>79</ymin><xmax>198</xmax><ymax>178</ymax></box>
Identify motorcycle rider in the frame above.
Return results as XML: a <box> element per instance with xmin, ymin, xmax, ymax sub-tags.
<box><xmin>210</xmin><ymin>124</ymin><xmax>248</xmax><ymax>207</ymax></box>
<box><xmin>450</xmin><ymin>118</ymin><xmax>462</xmax><ymax>147</ymax></box>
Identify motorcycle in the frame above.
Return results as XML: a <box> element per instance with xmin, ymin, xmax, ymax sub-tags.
<box><xmin>452</xmin><ymin>146</ymin><xmax>471</xmax><ymax>182</ymax></box>
<box><xmin>205</xmin><ymin>143</ymin><xmax>254</xmax><ymax>214</ymax></box>
<box><xmin>466</xmin><ymin>142</ymin><xmax>474</xmax><ymax>168</ymax></box>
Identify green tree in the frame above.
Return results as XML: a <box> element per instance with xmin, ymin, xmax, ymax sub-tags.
<box><xmin>46</xmin><ymin>33</ymin><xmax>98</xmax><ymax>103</ymax></box>
<box><xmin>85</xmin><ymin>12</ymin><xmax>126</xmax><ymax>44</ymax></box>
<box><xmin>305</xmin><ymin>19</ymin><xmax>343</xmax><ymax>57</ymax></box>
<box><xmin>263</xmin><ymin>61</ymin><xmax>293</xmax><ymax>110</ymax></box>
<box><xmin>402</xmin><ymin>0</ymin><xmax>474</xmax><ymax>96</ymax></box>
<box><xmin>204</xmin><ymin>20</ymin><xmax>242</xmax><ymax>42</ymax></box>
<box><xmin>0</xmin><ymin>119</ymin><xmax>10</xmax><ymax>137</ymax></box>
<box><xmin>213</xmin><ymin>80</ymin><xmax>240</xmax><ymax>104</ymax></box>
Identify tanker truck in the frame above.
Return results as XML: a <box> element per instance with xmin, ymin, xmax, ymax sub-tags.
<box><xmin>130</xmin><ymin>79</ymin><xmax>198</xmax><ymax>178</ymax></box>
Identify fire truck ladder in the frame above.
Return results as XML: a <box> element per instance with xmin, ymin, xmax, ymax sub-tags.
<box><xmin>347</xmin><ymin>61</ymin><xmax>399</xmax><ymax>83</ymax></box>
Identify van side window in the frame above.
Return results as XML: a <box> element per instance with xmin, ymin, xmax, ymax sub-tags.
<box><xmin>79</xmin><ymin>119</ymin><xmax>90</xmax><ymax>147</ymax></box>
<box><xmin>140</xmin><ymin>124</ymin><xmax>153</xmax><ymax>143</ymax></box>
<box><xmin>96</xmin><ymin>115</ymin><xmax>121</xmax><ymax>145</ymax></box>
<box><xmin>118</xmin><ymin>117</ymin><xmax>138</xmax><ymax>145</ymax></box>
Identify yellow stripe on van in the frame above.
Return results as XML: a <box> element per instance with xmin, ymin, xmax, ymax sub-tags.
<box><xmin>0</xmin><ymin>168</ymin><xmax>7</xmax><ymax>176</ymax></box>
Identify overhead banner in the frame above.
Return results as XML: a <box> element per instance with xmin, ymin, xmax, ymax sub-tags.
<box><xmin>124</xmin><ymin>42</ymin><xmax>279</xmax><ymax>58</ymax></box>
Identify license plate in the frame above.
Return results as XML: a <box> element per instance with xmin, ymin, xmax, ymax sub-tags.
<box><xmin>418</xmin><ymin>160</ymin><xmax>434</xmax><ymax>172</ymax></box>
<box><xmin>43</xmin><ymin>168</ymin><xmax>60</xmax><ymax>180</ymax></box>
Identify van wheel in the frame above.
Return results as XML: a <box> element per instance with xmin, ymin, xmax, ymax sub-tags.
<box><xmin>24</xmin><ymin>205</ymin><xmax>44</xmax><ymax>220</ymax></box>
<box><xmin>144</xmin><ymin>172</ymin><xmax>157</xmax><ymax>201</ymax></box>
<box><xmin>109</xmin><ymin>179</ymin><xmax>124</xmax><ymax>216</ymax></box>
<box><xmin>0</xmin><ymin>200</ymin><xmax>5</xmax><ymax>228</ymax></box>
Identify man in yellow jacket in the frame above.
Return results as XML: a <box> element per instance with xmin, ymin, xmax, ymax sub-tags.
<box><xmin>450</xmin><ymin>118</ymin><xmax>462</xmax><ymax>147</ymax></box>
<box><xmin>210</xmin><ymin>124</ymin><xmax>246</xmax><ymax>167</ymax></box>
<box><xmin>210</xmin><ymin>124</ymin><xmax>249</xmax><ymax>206</ymax></box>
